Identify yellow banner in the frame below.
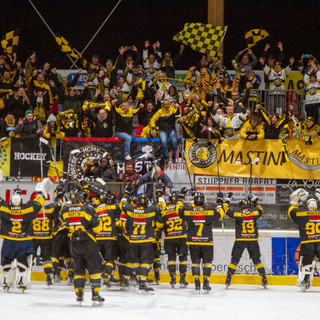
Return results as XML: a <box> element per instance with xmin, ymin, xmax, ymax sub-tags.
<box><xmin>186</xmin><ymin>139</ymin><xmax>320</xmax><ymax>180</ymax></box>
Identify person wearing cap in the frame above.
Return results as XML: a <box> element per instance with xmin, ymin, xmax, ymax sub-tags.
<box><xmin>300</xmin><ymin>116</ymin><xmax>320</xmax><ymax>145</ymax></box>
<box><xmin>42</xmin><ymin>114</ymin><xmax>65</xmax><ymax>147</ymax></box>
<box><xmin>63</xmin><ymin>81</ymin><xmax>88</xmax><ymax>114</ymax></box>
<box><xmin>15</xmin><ymin>109</ymin><xmax>42</xmax><ymax>137</ymax></box>
<box><xmin>56</xmin><ymin>109</ymin><xmax>79</xmax><ymax>137</ymax></box>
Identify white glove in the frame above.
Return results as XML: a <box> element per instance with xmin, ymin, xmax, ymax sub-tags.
<box><xmin>248</xmin><ymin>193</ymin><xmax>258</xmax><ymax>204</ymax></box>
<box><xmin>298</xmin><ymin>189</ymin><xmax>309</xmax><ymax>202</ymax></box>
<box><xmin>35</xmin><ymin>177</ymin><xmax>54</xmax><ymax>198</ymax></box>
<box><xmin>315</xmin><ymin>188</ymin><xmax>320</xmax><ymax>202</ymax></box>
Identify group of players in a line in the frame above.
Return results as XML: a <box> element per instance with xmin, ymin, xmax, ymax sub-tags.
<box><xmin>0</xmin><ymin>178</ymin><xmax>319</xmax><ymax>304</ymax></box>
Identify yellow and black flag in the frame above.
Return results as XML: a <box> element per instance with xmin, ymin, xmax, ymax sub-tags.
<box><xmin>245</xmin><ymin>29</ymin><xmax>269</xmax><ymax>48</ymax></box>
<box><xmin>173</xmin><ymin>23</ymin><xmax>227</xmax><ymax>57</ymax></box>
<box><xmin>55</xmin><ymin>33</ymin><xmax>78</xmax><ymax>58</ymax></box>
<box><xmin>1</xmin><ymin>29</ymin><xmax>19</xmax><ymax>55</ymax></box>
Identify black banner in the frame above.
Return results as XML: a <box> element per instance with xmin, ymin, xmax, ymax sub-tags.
<box><xmin>63</xmin><ymin>138</ymin><xmax>161</xmax><ymax>181</ymax></box>
<box><xmin>10</xmin><ymin>137</ymin><xmax>50</xmax><ymax>177</ymax></box>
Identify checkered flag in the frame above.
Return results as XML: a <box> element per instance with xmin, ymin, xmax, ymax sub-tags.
<box><xmin>244</xmin><ymin>29</ymin><xmax>269</xmax><ymax>48</ymax></box>
<box><xmin>173</xmin><ymin>23</ymin><xmax>227</xmax><ymax>57</ymax></box>
<box><xmin>1</xmin><ymin>29</ymin><xmax>19</xmax><ymax>55</ymax></box>
<box><xmin>55</xmin><ymin>33</ymin><xmax>79</xmax><ymax>59</ymax></box>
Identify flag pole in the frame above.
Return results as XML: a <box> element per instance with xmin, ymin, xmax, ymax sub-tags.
<box><xmin>28</xmin><ymin>0</ymin><xmax>79</xmax><ymax>69</ymax></box>
<box><xmin>69</xmin><ymin>0</ymin><xmax>122</xmax><ymax>69</ymax></box>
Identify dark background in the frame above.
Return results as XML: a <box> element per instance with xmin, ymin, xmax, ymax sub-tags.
<box><xmin>1</xmin><ymin>0</ymin><xmax>320</xmax><ymax>69</ymax></box>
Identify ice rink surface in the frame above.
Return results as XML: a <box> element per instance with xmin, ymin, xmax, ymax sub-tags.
<box><xmin>0</xmin><ymin>282</ymin><xmax>318</xmax><ymax>320</ymax></box>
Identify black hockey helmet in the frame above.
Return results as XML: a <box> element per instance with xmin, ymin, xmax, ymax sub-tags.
<box><xmin>169</xmin><ymin>194</ymin><xmax>178</xmax><ymax>204</ymax></box>
<box><xmin>194</xmin><ymin>192</ymin><xmax>205</xmax><ymax>206</ymax></box>
<box><xmin>137</xmin><ymin>193</ymin><xmax>148</xmax><ymax>208</ymax></box>
<box><xmin>239</xmin><ymin>199</ymin><xmax>249</xmax><ymax>209</ymax></box>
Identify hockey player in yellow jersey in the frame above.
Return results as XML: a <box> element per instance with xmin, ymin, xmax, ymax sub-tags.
<box><xmin>223</xmin><ymin>193</ymin><xmax>267</xmax><ymax>289</ymax></box>
<box><xmin>0</xmin><ymin>178</ymin><xmax>52</xmax><ymax>292</ymax></box>
<box><xmin>179</xmin><ymin>192</ymin><xmax>224</xmax><ymax>292</ymax></box>
<box><xmin>288</xmin><ymin>188</ymin><xmax>320</xmax><ymax>291</ymax></box>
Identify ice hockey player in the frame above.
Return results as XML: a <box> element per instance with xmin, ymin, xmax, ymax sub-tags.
<box><xmin>32</xmin><ymin>186</ymin><xmax>62</xmax><ymax>286</ymax></box>
<box><xmin>179</xmin><ymin>192</ymin><xmax>223</xmax><ymax>292</ymax></box>
<box><xmin>0</xmin><ymin>178</ymin><xmax>52</xmax><ymax>292</ymax></box>
<box><xmin>223</xmin><ymin>193</ymin><xmax>268</xmax><ymax>289</ymax></box>
<box><xmin>95</xmin><ymin>192</ymin><xmax>120</xmax><ymax>287</ymax></box>
<box><xmin>120</xmin><ymin>183</ymin><xmax>166</xmax><ymax>294</ymax></box>
<box><xmin>60</xmin><ymin>188</ymin><xmax>104</xmax><ymax>304</ymax></box>
<box><xmin>288</xmin><ymin>188</ymin><xmax>320</xmax><ymax>291</ymax></box>
<box><xmin>159</xmin><ymin>193</ymin><xmax>188</xmax><ymax>288</ymax></box>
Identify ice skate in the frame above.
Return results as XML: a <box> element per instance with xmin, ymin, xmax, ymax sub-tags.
<box><xmin>203</xmin><ymin>277</ymin><xmax>211</xmax><ymax>293</ymax></box>
<box><xmin>138</xmin><ymin>281</ymin><xmax>154</xmax><ymax>295</ymax></box>
<box><xmin>300</xmin><ymin>275</ymin><xmax>310</xmax><ymax>292</ymax></box>
<box><xmin>76</xmin><ymin>288</ymin><xmax>84</xmax><ymax>305</ymax></box>
<box><xmin>179</xmin><ymin>273</ymin><xmax>188</xmax><ymax>288</ymax></box>
<box><xmin>54</xmin><ymin>270</ymin><xmax>63</xmax><ymax>283</ymax></box>
<box><xmin>120</xmin><ymin>278</ymin><xmax>130</xmax><ymax>291</ymax></box>
<box><xmin>103</xmin><ymin>279</ymin><xmax>111</xmax><ymax>288</ymax></box>
<box><xmin>194</xmin><ymin>277</ymin><xmax>200</xmax><ymax>293</ymax></box>
<box><xmin>46</xmin><ymin>273</ymin><xmax>53</xmax><ymax>287</ymax></box>
<box><xmin>225</xmin><ymin>273</ymin><xmax>232</xmax><ymax>289</ymax></box>
<box><xmin>170</xmin><ymin>273</ymin><xmax>176</xmax><ymax>288</ymax></box>
<box><xmin>2</xmin><ymin>279</ymin><xmax>10</xmax><ymax>292</ymax></box>
<box><xmin>262</xmin><ymin>275</ymin><xmax>268</xmax><ymax>289</ymax></box>
<box><xmin>109</xmin><ymin>274</ymin><xmax>119</xmax><ymax>284</ymax></box>
<box><xmin>92</xmin><ymin>291</ymin><xmax>105</xmax><ymax>305</ymax></box>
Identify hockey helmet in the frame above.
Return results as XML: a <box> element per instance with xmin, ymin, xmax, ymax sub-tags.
<box><xmin>11</xmin><ymin>188</ymin><xmax>22</xmax><ymax>206</ymax></box>
<box><xmin>307</xmin><ymin>198</ymin><xmax>318</xmax><ymax>211</ymax></box>
<box><xmin>239</xmin><ymin>199</ymin><xmax>249</xmax><ymax>209</ymax></box>
<box><xmin>137</xmin><ymin>193</ymin><xmax>148</xmax><ymax>208</ymax></box>
<box><xmin>169</xmin><ymin>194</ymin><xmax>178</xmax><ymax>204</ymax></box>
<box><xmin>194</xmin><ymin>192</ymin><xmax>205</xmax><ymax>206</ymax></box>
<box><xmin>68</xmin><ymin>188</ymin><xmax>82</xmax><ymax>204</ymax></box>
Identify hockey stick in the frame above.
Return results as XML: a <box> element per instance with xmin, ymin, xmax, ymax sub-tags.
<box><xmin>249</xmin><ymin>157</ymin><xmax>260</xmax><ymax>195</ymax></box>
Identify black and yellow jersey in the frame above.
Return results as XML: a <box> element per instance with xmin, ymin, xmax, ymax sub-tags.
<box><xmin>150</xmin><ymin>105</ymin><xmax>180</xmax><ymax>131</ymax></box>
<box><xmin>120</xmin><ymin>200</ymin><xmax>165</xmax><ymax>243</ymax></box>
<box><xmin>32</xmin><ymin>203</ymin><xmax>62</xmax><ymax>240</ymax></box>
<box><xmin>289</xmin><ymin>205</ymin><xmax>320</xmax><ymax>244</ymax></box>
<box><xmin>0</xmin><ymin>196</ymin><xmax>45</xmax><ymax>241</ymax></box>
<box><xmin>179</xmin><ymin>203</ymin><xmax>223</xmax><ymax>245</ymax></box>
<box><xmin>160</xmin><ymin>203</ymin><xmax>187</xmax><ymax>240</ymax></box>
<box><xmin>60</xmin><ymin>203</ymin><xmax>102</xmax><ymax>242</ymax></box>
<box><xmin>114</xmin><ymin>105</ymin><xmax>140</xmax><ymax>134</ymax></box>
<box><xmin>95</xmin><ymin>203</ymin><xmax>120</xmax><ymax>240</ymax></box>
<box><xmin>224</xmin><ymin>203</ymin><xmax>263</xmax><ymax>241</ymax></box>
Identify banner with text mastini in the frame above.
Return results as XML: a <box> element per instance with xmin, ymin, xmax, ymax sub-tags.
<box><xmin>186</xmin><ymin>139</ymin><xmax>320</xmax><ymax>180</ymax></box>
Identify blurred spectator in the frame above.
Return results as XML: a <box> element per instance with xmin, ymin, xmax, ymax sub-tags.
<box><xmin>143</xmin><ymin>40</ymin><xmax>162</xmax><ymax>82</ymax></box>
<box><xmin>280</xmin><ymin>116</ymin><xmax>301</xmax><ymax>140</ymax></box>
<box><xmin>6</xmin><ymin>87</ymin><xmax>30</xmax><ymax>121</ymax></box>
<box><xmin>304</xmin><ymin>72</ymin><xmax>320</xmax><ymax>124</ymax></box>
<box><xmin>15</xmin><ymin>109</ymin><xmax>42</xmax><ymax>137</ymax></box>
<box><xmin>150</xmin><ymin>99</ymin><xmax>180</xmax><ymax>162</ymax></box>
<box><xmin>118</xmin><ymin>161</ymin><xmax>140</xmax><ymax>185</ymax></box>
<box><xmin>62</xmin><ymin>81</ymin><xmax>88</xmax><ymax>114</ymax></box>
<box><xmin>261</xmin><ymin>42</ymin><xmax>283</xmax><ymax>69</ymax></box>
<box><xmin>138</xmin><ymin>101</ymin><xmax>157</xmax><ymax>127</ymax></box>
<box><xmin>199</xmin><ymin>117</ymin><xmax>221</xmax><ymax>140</ymax></box>
<box><xmin>161</xmin><ymin>45</ymin><xmax>184</xmax><ymax>79</ymax></box>
<box><xmin>30</xmin><ymin>88</ymin><xmax>50</xmax><ymax>123</ymax></box>
<box><xmin>300</xmin><ymin>116</ymin><xmax>320</xmax><ymax>145</ymax></box>
<box><xmin>3</xmin><ymin>112</ymin><xmax>17</xmax><ymax>137</ymax></box>
<box><xmin>56</xmin><ymin>109</ymin><xmax>79</xmax><ymax>137</ymax></box>
<box><xmin>240</xmin><ymin>115</ymin><xmax>265</xmax><ymax>140</ymax></box>
<box><xmin>30</xmin><ymin>72</ymin><xmax>53</xmax><ymax>107</ymax></box>
<box><xmin>233</xmin><ymin>48</ymin><xmax>258</xmax><ymax>74</ymax></box>
<box><xmin>42</xmin><ymin>114</ymin><xmax>64</xmax><ymax>147</ymax></box>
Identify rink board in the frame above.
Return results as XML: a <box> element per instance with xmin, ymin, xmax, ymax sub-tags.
<box><xmin>1</xmin><ymin>230</ymin><xmax>313</xmax><ymax>285</ymax></box>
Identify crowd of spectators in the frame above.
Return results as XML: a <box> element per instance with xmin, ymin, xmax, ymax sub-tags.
<box><xmin>0</xmin><ymin>40</ymin><xmax>320</xmax><ymax>163</ymax></box>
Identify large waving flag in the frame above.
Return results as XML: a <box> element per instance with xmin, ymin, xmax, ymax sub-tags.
<box><xmin>1</xmin><ymin>29</ymin><xmax>19</xmax><ymax>55</ymax></box>
<box><xmin>55</xmin><ymin>33</ymin><xmax>78</xmax><ymax>58</ymax></box>
<box><xmin>245</xmin><ymin>29</ymin><xmax>269</xmax><ymax>48</ymax></box>
<box><xmin>173</xmin><ymin>23</ymin><xmax>227</xmax><ymax>57</ymax></box>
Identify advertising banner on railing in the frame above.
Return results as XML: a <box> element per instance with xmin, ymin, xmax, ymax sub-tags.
<box><xmin>186</xmin><ymin>139</ymin><xmax>320</xmax><ymax>180</ymax></box>
<box><xmin>63</xmin><ymin>137</ymin><xmax>161</xmax><ymax>181</ymax></box>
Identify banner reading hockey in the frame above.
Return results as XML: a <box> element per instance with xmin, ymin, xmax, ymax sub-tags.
<box><xmin>10</xmin><ymin>137</ymin><xmax>50</xmax><ymax>177</ymax></box>
<box><xmin>186</xmin><ymin>139</ymin><xmax>320</xmax><ymax>180</ymax></box>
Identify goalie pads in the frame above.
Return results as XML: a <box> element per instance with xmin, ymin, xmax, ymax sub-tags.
<box><xmin>290</xmin><ymin>188</ymin><xmax>309</xmax><ymax>205</ymax></box>
<box><xmin>35</xmin><ymin>177</ymin><xmax>54</xmax><ymax>198</ymax></box>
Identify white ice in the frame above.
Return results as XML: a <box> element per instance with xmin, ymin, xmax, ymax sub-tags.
<box><xmin>0</xmin><ymin>282</ymin><xmax>318</xmax><ymax>320</ymax></box>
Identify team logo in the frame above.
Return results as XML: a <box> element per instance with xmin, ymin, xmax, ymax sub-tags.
<box><xmin>309</xmin><ymin>87</ymin><xmax>316</xmax><ymax>95</ymax></box>
<box><xmin>274</xmin><ymin>79</ymin><xmax>282</xmax><ymax>87</ymax></box>
<box><xmin>68</xmin><ymin>145</ymin><xmax>113</xmax><ymax>181</ymax></box>
<box><xmin>188</xmin><ymin>140</ymin><xmax>217</xmax><ymax>168</ymax></box>
<box><xmin>225</xmin><ymin>128</ymin><xmax>235</xmax><ymax>137</ymax></box>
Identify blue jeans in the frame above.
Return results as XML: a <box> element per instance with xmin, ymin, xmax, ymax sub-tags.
<box><xmin>159</xmin><ymin>129</ymin><xmax>177</xmax><ymax>158</ymax></box>
<box><xmin>116</xmin><ymin>132</ymin><xmax>133</xmax><ymax>156</ymax></box>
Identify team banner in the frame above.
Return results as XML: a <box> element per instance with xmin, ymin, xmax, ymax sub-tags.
<box><xmin>55</xmin><ymin>33</ymin><xmax>79</xmax><ymax>59</ymax></box>
<box><xmin>1</xmin><ymin>29</ymin><xmax>19</xmax><ymax>55</ymax></box>
<box><xmin>63</xmin><ymin>138</ymin><xmax>161</xmax><ymax>181</ymax></box>
<box><xmin>0</xmin><ymin>138</ymin><xmax>11</xmax><ymax>176</ymax></box>
<box><xmin>173</xmin><ymin>23</ymin><xmax>227</xmax><ymax>57</ymax></box>
<box><xmin>10</xmin><ymin>137</ymin><xmax>50</xmax><ymax>177</ymax></box>
<box><xmin>244</xmin><ymin>28</ymin><xmax>269</xmax><ymax>48</ymax></box>
<box><xmin>186</xmin><ymin>139</ymin><xmax>320</xmax><ymax>180</ymax></box>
